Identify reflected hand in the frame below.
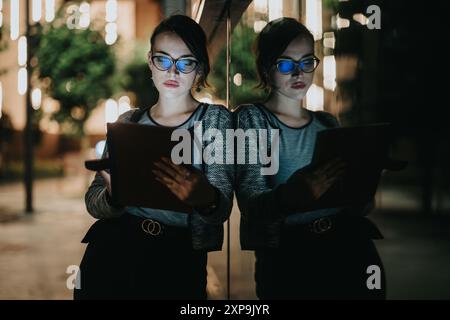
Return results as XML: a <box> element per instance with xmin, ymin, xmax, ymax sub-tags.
<box><xmin>285</xmin><ymin>157</ymin><xmax>347</xmax><ymax>202</ymax></box>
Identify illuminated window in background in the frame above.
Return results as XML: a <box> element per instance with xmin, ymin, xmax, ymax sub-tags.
<box><xmin>268</xmin><ymin>0</ymin><xmax>283</xmax><ymax>21</ymax></box>
<box><xmin>323</xmin><ymin>32</ymin><xmax>335</xmax><ymax>49</ymax></box>
<box><xmin>105</xmin><ymin>0</ymin><xmax>118</xmax><ymax>45</ymax></box>
<box><xmin>18</xmin><ymin>68</ymin><xmax>28</xmax><ymax>96</ymax></box>
<box><xmin>306</xmin><ymin>84</ymin><xmax>324</xmax><ymax>111</ymax></box>
<box><xmin>18</xmin><ymin>36</ymin><xmax>27</xmax><ymax>96</ymax></box>
<box><xmin>32</xmin><ymin>0</ymin><xmax>42</xmax><ymax>22</ymax></box>
<box><xmin>254</xmin><ymin>0</ymin><xmax>267</xmax><ymax>14</ymax></box>
<box><xmin>31</xmin><ymin>88</ymin><xmax>42</xmax><ymax>110</ymax></box>
<box><xmin>105</xmin><ymin>98</ymin><xmax>119</xmax><ymax>126</ymax></box>
<box><xmin>18</xmin><ymin>36</ymin><xmax>27</xmax><ymax>66</ymax></box>
<box><xmin>323</xmin><ymin>55</ymin><xmax>336</xmax><ymax>91</ymax></box>
<box><xmin>45</xmin><ymin>0</ymin><xmax>55</xmax><ymax>22</ymax></box>
<box><xmin>10</xmin><ymin>0</ymin><xmax>19</xmax><ymax>40</ymax></box>
<box><xmin>253</xmin><ymin>20</ymin><xmax>267</xmax><ymax>33</ymax></box>
<box><xmin>104</xmin><ymin>96</ymin><xmax>131</xmax><ymax>132</ymax></box>
<box><xmin>336</xmin><ymin>13</ymin><xmax>350</xmax><ymax>29</ymax></box>
<box><xmin>105</xmin><ymin>22</ymin><xmax>117</xmax><ymax>44</ymax></box>
<box><xmin>118</xmin><ymin>96</ymin><xmax>131</xmax><ymax>116</ymax></box>
<box><xmin>95</xmin><ymin>140</ymin><xmax>107</xmax><ymax>159</ymax></box>
<box><xmin>353</xmin><ymin>13</ymin><xmax>368</xmax><ymax>26</ymax></box>
<box><xmin>191</xmin><ymin>0</ymin><xmax>205</xmax><ymax>23</ymax></box>
<box><xmin>305</xmin><ymin>0</ymin><xmax>322</xmax><ymax>40</ymax></box>
<box><xmin>79</xmin><ymin>2</ymin><xmax>90</xmax><ymax>29</ymax></box>
<box><xmin>105</xmin><ymin>0</ymin><xmax>118</xmax><ymax>23</ymax></box>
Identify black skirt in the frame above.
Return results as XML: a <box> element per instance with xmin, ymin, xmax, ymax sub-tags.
<box><xmin>74</xmin><ymin>213</ymin><xmax>207</xmax><ymax>300</ymax></box>
<box><xmin>255</xmin><ymin>215</ymin><xmax>386</xmax><ymax>300</ymax></box>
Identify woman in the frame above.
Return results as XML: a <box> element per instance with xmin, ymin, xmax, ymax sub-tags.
<box><xmin>75</xmin><ymin>15</ymin><xmax>233</xmax><ymax>300</ymax></box>
<box><xmin>235</xmin><ymin>17</ymin><xmax>385</xmax><ymax>299</ymax></box>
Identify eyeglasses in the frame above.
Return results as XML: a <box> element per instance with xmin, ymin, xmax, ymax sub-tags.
<box><xmin>275</xmin><ymin>56</ymin><xmax>320</xmax><ymax>74</ymax></box>
<box><xmin>151</xmin><ymin>54</ymin><xmax>199</xmax><ymax>74</ymax></box>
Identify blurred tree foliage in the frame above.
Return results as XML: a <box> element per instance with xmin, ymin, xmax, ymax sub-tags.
<box><xmin>30</xmin><ymin>3</ymin><xmax>116</xmax><ymax>137</ymax></box>
<box><xmin>119</xmin><ymin>43</ymin><xmax>158</xmax><ymax>109</ymax></box>
<box><xmin>209</xmin><ymin>22</ymin><xmax>268</xmax><ymax>109</ymax></box>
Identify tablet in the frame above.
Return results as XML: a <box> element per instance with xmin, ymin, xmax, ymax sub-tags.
<box><xmin>86</xmin><ymin>122</ymin><xmax>194</xmax><ymax>213</ymax></box>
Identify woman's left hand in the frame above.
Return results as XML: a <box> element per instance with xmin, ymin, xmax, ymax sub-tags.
<box><xmin>152</xmin><ymin>156</ymin><xmax>216</xmax><ymax>209</ymax></box>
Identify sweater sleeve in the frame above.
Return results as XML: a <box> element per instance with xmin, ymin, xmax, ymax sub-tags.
<box><xmin>84</xmin><ymin>110</ymin><xmax>135</xmax><ymax>219</ymax></box>
<box><xmin>192</xmin><ymin>105</ymin><xmax>235</xmax><ymax>225</ymax></box>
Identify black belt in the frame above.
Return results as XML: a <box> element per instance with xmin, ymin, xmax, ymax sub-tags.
<box><xmin>283</xmin><ymin>215</ymin><xmax>383</xmax><ymax>240</ymax></box>
<box><xmin>122</xmin><ymin>213</ymin><xmax>190</xmax><ymax>240</ymax></box>
<box><xmin>81</xmin><ymin>213</ymin><xmax>191</xmax><ymax>246</ymax></box>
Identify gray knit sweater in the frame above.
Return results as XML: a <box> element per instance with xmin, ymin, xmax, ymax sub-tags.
<box><xmin>84</xmin><ymin>104</ymin><xmax>234</xmax><ymax>252</ymax></box>
<box><xmin>234</xmin><ymin>104</ymin><xmax>372</xmax><ymax>250</ymax></box>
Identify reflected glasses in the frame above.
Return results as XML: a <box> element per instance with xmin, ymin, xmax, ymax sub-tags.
<box><xmin>151</xmin><ymin>55</ymin><xmax>199</xmax><ymax>74</ymax></box>
<box><xmin>275</xmin><ymin>56</ymin><xmax>320</xmax><ymax>74</ymax></box>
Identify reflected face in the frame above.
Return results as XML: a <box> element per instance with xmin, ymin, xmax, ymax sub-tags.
<box><xmin>148</xmin><ymin>32</ymin><xmax>199</xmax><ymax>98</ymax></box>
<box><xmin>269</xmin><ymin>35</ymin><xmax>316</xmax><ymax>101</ymax></box>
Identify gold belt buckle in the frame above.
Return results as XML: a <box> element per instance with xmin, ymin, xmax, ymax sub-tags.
<box><xmin>311</xmin><ymin>217</ymin><xmax>332</xmax><ymax>234</ymax></box>
<box><xmin>141</xmin><ymin>219</ymin><xmax>162</xmax><ymax>236</ymax></box>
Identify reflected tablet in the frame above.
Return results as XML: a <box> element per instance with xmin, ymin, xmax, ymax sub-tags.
<box><xmin>306</xmin><ymin>123</ymin><xmax>406</xmax><ymax>209</ymax></box>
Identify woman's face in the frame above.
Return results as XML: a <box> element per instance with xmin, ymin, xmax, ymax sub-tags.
<box><xmin>269</xmin><ymin>35</ymin><xmax>316</xmax><ymax>101</ymax></box>
<box><xmin>148</xmin><ymin>32</ymin><xmax>199</xmax><ymax>98</ymax></box>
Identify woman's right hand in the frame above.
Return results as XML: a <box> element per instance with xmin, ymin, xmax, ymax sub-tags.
<box><xmin>98</xmin><ymin>170</ymin><xmax>112</xmax><ymax>196</ymax></box>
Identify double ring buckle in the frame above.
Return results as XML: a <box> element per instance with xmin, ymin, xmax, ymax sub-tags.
<box><xmin>311</xmin><ymin>217</ymin><xmax>332</xmax><ymax>234</ymax></box>
<box><xmin>141</xmin><ymin>219</ymin><xmax>162</xmax><ymax>236</ymax></box>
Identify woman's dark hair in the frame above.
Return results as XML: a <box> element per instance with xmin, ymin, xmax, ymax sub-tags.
<box><xmin>150</xmin><ymin>15</ymin><xmax>210</xmax><ymax>88</ymax></box>
<box><xmin>255</xmin><ymin>17</ymin><xmax>315</xmax><ymax>89</ymax></box>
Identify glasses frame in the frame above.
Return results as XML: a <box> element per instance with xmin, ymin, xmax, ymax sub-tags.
<box><xmin>151</xmin><ymin>54</ymin><xmax>199</xmax><ymax>74</ymax></box>
<box><xmin>275</xmin><ymin>56</ymin><xmax>321</xmax><ymax>74</ymax></box>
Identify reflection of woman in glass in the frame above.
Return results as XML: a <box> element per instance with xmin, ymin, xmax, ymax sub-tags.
<box><xmin>235</xmin><ymin>18</ymin><xmax>385</xmax><ymax>299</ymax></box>
<box><xmin>75</xmin><ymin>15</ymin><xmax>233</xmax><ymax>300</ymax></box>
